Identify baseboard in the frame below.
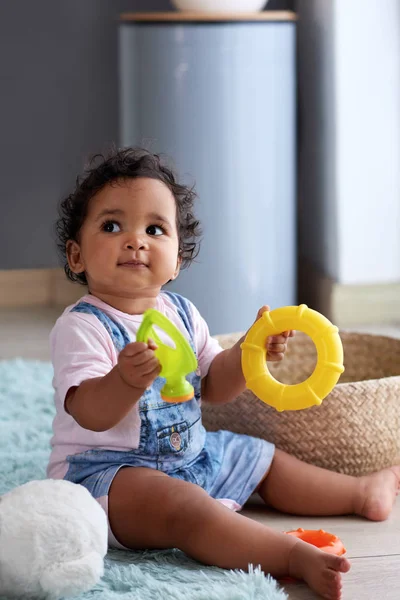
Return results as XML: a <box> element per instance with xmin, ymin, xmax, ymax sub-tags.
<box><xmin>0</xmin><ymin>269</ymin><xmax>86</xmax><ymax>308</ymax></box>
<box><xmin>298</xmin><ymin>259</ymin><xmax>400</xmax><ymax>327</ymax></box>
<box><xmin>1</xmin><ymin>266</ymin><xmax>400</xmax><ymax>325</ymax></box>
<box><xmin>332</xmin><ymin>282</ymin><xmax>400</xmax><ymax>326</ymax></box>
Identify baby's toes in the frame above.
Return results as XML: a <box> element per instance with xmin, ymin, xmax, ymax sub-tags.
<box><xmin>328</xmin><ymin>555</ymin><xmax>351</xmax><ymax>573</ymax></box>
<box><xmin>322</xmin><ymin>569</ymin><xmax>342</xmax><ymax>599</ymax></box>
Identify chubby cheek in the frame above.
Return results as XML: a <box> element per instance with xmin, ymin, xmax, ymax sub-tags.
<box><xmin>86</xmin><ymin>241</ymin><xmax>117</xmax><ymax>271</ymax></box>
<box><xmin>162</xmin><ymin>252</ymin><xmax>180</xmax><ymax>277</ymax></box>
<box><xmin>151</xmin><ymin>239</ymin><xmax>178</xmax><ymax>263</ymax></box>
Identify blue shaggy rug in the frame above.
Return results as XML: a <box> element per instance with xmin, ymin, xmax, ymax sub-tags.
<box><xmin>0</xmin><ymin>359</ymin><xmax>287</xmax><ymax>600</ymax></box>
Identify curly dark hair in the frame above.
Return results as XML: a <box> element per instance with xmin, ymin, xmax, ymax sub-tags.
<box><xmin>56</xmin><ymin>147</ymin><xmax>202</xmax><ymax>285</ymax></box>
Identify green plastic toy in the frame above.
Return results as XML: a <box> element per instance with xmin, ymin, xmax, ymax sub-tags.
<box><xmin>136</xmin><ymin>309</ymin><xmax>198</xmax><ymax>403</ymax></box>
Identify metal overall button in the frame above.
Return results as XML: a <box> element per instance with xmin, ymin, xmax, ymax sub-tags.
<box><xmin>170</xmin><ymin>431</ymin><xmax>182</xmax><ymax>451</ymax></box>
<box><xmin>157</xmin><ymin>421</ymin><xmax>189</xmax><ymax>456</ymax></box>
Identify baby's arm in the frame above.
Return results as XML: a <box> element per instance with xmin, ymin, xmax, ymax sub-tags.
<box><xmin>202</xmin><ymin>306</ymin><xmax>293</xmax><ymax>405</ymax></box>
<box><xmin>66</xmin><ymin>339</ymin><xmax>160</xmax><ymax>431</ymax></box>
<box><xmin>201</xmin><ymin>335</ymin><xmax>246</xmax><ymax>405</ymax></box>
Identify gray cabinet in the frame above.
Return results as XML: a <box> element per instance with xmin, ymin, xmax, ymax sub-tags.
<box><xmin>119</xmin><ymin>12</ymin><xmax>297</xmax><ymax>334</ymax></box>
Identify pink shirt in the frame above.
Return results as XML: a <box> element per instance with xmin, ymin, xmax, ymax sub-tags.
<box><xmin>47</xmin><ymin>293</ymin><xmax>223</xmax><ymax>480</ymax></box>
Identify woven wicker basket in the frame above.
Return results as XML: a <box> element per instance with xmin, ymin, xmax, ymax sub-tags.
<box><xmin>204</xmin><ymin>331</ymin><xmax>400</xmax><ymax>476</ymax></box>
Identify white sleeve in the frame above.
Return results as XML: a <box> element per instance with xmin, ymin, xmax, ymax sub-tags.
<box><xmin>50</xmin><ymin>312</ymin><xmax>117</xmax><ymax>407</ymax></box>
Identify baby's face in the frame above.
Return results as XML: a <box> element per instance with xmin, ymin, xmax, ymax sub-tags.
<box><xmin>68</xmin><ymin>177</ymin><xmax>180</xmax><ymax>302</ymax></box>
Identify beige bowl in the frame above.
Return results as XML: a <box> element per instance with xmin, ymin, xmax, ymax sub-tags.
<box><xmin>171</xmin><ymin>0</ymin><xmax>268</xmax><ymax>12</ymax></box>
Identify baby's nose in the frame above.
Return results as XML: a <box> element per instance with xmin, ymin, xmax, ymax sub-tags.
<box><xmin>124</xmin><ymin>233</ymin><xmax>148</xmax><ymax>251</ymax></box>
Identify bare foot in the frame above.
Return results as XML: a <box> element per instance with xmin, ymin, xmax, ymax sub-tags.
<box><xmin>356</xmin><ymin>466</ymin><xmax>400</xmax><ymax>521</ymax></box>
<box><xmin>289</xmin><ymin>540</ymin><xmax>351</xmax><ymax>600</ymax></box>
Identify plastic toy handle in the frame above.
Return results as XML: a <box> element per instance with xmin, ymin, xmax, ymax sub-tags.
<box><xmin>136</xmin><ymin>309</ymin><xmax>198</xmax><ymax>403</ymax></box>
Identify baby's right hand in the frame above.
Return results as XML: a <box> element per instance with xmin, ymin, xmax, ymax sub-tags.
<box><xmin>117</xmin><ymin>339</ymin><xmax>161</xmax><ymax>391</ymax></box>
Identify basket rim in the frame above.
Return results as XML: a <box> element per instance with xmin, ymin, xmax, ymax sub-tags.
<box><xmin>214</xmin><ymin>330</ymin><xmax>400</xmax><ymax>342</ymax></box>
<box><xmin>335</xmin><ymin>372</ymin><xmax>400</xmax><ymax>387</ymax></box>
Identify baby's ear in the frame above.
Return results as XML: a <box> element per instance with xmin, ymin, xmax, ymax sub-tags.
<box><xmin>66</xmin><ymin>240</ymin><xmax>85</xmax><ymax>274</ymax></box>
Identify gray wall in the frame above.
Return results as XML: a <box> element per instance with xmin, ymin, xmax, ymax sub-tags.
<box><xmin>0</xmin><ymin>0</ymin><xmax>169</xmax><ymax>270</ymax></box>
<box><xmin>0</xmin><ymin>0</ymin><xmax>294</xmax><ymax>271</ymax></box>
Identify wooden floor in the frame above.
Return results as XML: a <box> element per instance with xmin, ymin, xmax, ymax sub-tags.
<box><xmin>242</xmin><ymin>497</ymin><xmax>400</xmax><ymax>599</ymax></box>
<box><xmin>1</xmin><ymin>305</ymin><xmax>400</xmax><ymax>599</ymax></box>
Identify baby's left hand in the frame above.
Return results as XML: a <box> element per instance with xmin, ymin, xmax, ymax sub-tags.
<box><xmin>255</xmin><ymin>305</ymin><xmax>295</xmax><ymax>362</ymax></box>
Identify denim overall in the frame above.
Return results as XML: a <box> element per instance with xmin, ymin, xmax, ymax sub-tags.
<box><xmin>63</xmin><ymin>292</ymin><xmax>274</xmax><ymax>514</ymax></box>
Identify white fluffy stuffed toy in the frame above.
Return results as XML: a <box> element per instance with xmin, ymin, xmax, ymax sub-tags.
<box><xmin>0</xmin><ymin>479</ymin><xmax>108</xmax><ymax>599</ymax></box>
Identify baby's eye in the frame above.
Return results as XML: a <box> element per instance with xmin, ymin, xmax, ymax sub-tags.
<box><xmin>102</xmin><ymin>220</ymin><xmax>121</xmax><ymax>233</ymax></box>
<box><xmin>146</xmin><ymin>224</ymin><xmax>164</xmax><ymax>236</ymax></box>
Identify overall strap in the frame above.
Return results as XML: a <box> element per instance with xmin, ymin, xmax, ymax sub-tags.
<box><xmin>71</xmin><ymin>301</ymin><xmax>131</xmax><ymax>352</ymax></box>
<box><xmin>161</xmin><ymin>291</ymin><xmax>194</xmax><ymax>341</ymax></box>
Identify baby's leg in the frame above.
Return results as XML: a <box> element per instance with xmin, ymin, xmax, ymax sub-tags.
<box><xmin>258</xmin><ymin>449</ymin><xmax>400</xmax><ymax>520</ymax></box>
<box><xmin>108</xmin><ymin>466</ymin><xmax>350</xmax><ymax>599</ymax></box>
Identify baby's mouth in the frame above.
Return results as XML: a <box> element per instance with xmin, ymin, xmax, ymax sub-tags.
<box><xmin>118</xmin><ymin>260</ymin><xmax>148</xmax><ymax>268</ymax></box>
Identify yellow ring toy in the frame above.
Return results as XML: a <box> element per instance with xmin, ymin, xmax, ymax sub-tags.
<box><xmin>240</xmin><ymin>304</ymin><xmax>344</xmax><ymax>412</ymax></box>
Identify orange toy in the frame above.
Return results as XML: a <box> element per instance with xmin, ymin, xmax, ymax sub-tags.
<box><xmin>285</xmin><ymin>528</ymin><xmax>346</xmax><ymax>556</ymax></box>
